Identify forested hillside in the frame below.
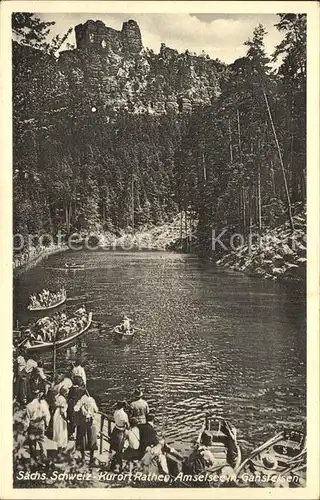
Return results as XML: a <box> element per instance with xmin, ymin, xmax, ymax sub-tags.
<box><xmin>13</xmin><ymin>14</ymin><xmax>306</xmax><ymax>262</ymax></box>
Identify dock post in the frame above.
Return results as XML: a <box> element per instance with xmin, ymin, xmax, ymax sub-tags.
<box><xmin>52</xmin><ymin>338</ymin><xmax>56</xmax><ymax>385</ymax></box>
<box><xmin>99</xmin><ymin>415</ymin><xmax>104</xmax><ymax>455</ymax></box>
<box><xmin>107</xmin><ymin>418</ymin><xmax>112</xmax><ymax>440</ymax></box>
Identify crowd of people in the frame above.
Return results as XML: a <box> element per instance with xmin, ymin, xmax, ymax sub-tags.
<box><xmin>13</xmin><ymin>304</ymin><xmax>235</xmax><ymax>481</ymax></box>
<box><xmin>108</xmin><ymin>388</ymin><xmax>173</xmax><ymax>476</ymax></box>
<box><xmin>21</xmin><ymin>306</ymin><xmax>89</xmax><ymax>346</ymax></box>
<box><xmin>13</xmin><ymin>355</ymin><xmax>175</xmax><ymax>474</ymax></box>
<box><xmin>14</xmin><ymin>355</ymin><xmax>99</xmax><ymax>464</ymax></box>
<box><xmin>29</xmin><ymin>287</ymin><xmax>66</xmax><ymax>309</ymax></box>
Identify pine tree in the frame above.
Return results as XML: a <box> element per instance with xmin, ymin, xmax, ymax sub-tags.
<box><xmin>12</xmin><ymin>13</ymin><xmax>55</xmax><ymax>50</ymax></box>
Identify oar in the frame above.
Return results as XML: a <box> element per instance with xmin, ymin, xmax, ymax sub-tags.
<box><xmin>17</xmin><ymin>337</ymin><xmax>28</xmax><ymax>348</ymax></box>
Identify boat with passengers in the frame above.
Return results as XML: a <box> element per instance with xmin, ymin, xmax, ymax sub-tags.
<box><xmin>18</xmin><ymin>311</ymin><xmax>93</xmax><ymax>353</ymax></box>
<box><xmin>27</xmin><ymin>288</ymin><xmax>67</xmax><ymax>311</ymax></box>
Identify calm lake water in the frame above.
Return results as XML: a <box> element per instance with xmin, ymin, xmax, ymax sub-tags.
<box><xmin>13</xmin><ymin>250</ymin><xmax>306</xmax><ymax>455</ymax></box>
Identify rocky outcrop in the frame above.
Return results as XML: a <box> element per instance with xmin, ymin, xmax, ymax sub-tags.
<box><xmin>216</xmin><ymin>210</ymin><xmax>306</xmax><ymax>282</ymax></box>
<box><xmin>121</xmin><ymin>19</ymin><xmax>143</xmax><ymax>54</ymax></box>
<box><xmin>13</xmin><ymin>18</ymin><xmax>225</xmax><ymax>122</ymax></box>
<box><xmin>75</xmin><ymin>19</ymin><xmax>142</xmax><ymax>55</ymax></box>
<box><xmin>57</xmin><ymin>19</ymin><xmax>224</xmax><ymax>116</ymax></box>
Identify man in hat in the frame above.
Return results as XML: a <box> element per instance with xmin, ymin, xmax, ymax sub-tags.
<box><xmin>130</xmin><ymin>388</ymin><xmax>149</xmax><ymax>425</ymax></box>
<box><xmin>29</xmin><ymin>366</ymin><xmax>46</xmax><ymax>402</ymax></box>
<box><xmin>25</xmin><ymin>389</ymin><xmax>51</xmax><ymax>459</ymax></box>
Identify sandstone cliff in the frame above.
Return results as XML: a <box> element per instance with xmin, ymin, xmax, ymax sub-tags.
<box><xmin>13</xmin><ymin>18</ymin><xmax>226</xmax><ymax>129</ymax></box>
<box><xmin>57</xmin><ymin>19</ymin><xmax>225</xmax><ymax>116</ymax></box>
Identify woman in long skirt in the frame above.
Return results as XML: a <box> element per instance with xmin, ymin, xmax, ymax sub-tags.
<box><xmin>52</xmin><ymin>387</ymin><xmax>68</xmax><ymax>451</ymax></box>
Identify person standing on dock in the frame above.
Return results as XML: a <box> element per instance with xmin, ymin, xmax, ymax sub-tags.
<box><xmin>109</xmin><ymin>401</ymin><xmax>129</xmax><ymax>465</ymax></box>
<box><xmin>14</xmin><ymin>368</ymin><xmax>30</xmax><ymax>407</ymax></box>
<box><xmin>52</xmin><ymin>387</ymin><xmax>68</xmax><ymax>452</ymax></box>
<box><xmin>25</xmin><ymin>389</ymin><xmax>51</xmax><ymax>460</ymax></box>
<box><xmin>54</xmin><ymin>372</ymin><xmax>73</xmax><ymax>396</ymax></box>
<box><xmin>74</xmin><ymin>393</ymin><xmax>99</xmax><ymax>465</ymax></box>
<box><xmin>29</xmin><ymin>367</ymin><xmax>46</xmax><ymax>402</ymax></box>
<box><xmin>71</xmin><ymin>359</ymin><xmax>86</xmax><ymax>387</ymax></box>
<box><xmin>130</xmin><ymin>388</ymin><xmax>149</xmax><ymax>425</ymax></box>
<box><xmin>138</xmin><ymin>413</ymin><xmax>159</xmax><ymax>458</ymax></box>
<box><xmin>13</xmin><ymin>349</ymin><xmax>26</xmax><ymax>385</ymax></box>
<box><xmin>67</xmin><ymin>376</ymin><xmax>86</xmax><ymax>440</ymax></box>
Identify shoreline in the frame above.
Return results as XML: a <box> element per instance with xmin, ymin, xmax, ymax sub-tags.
<box><xmin>13</xmin><ymin>245</ymin><xmax>68</xmax><ymax>277</ymax></box>
<box><xmin>12</xmin><ymin>208</ymin><xmax>306</xmax><ymax>285</ymax></box>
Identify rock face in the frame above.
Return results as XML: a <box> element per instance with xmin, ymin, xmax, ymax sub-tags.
<box><xmin>216</xmin><ymin>209</ymin><xmax>307</xmax><ymax>283</ymax></box>
<box><xmin>75</xmin><ymin>19</ymin><xmax>143</xmax><ymax>54</ymax></box>
<box><xmin>57</xmin><ymin>18</ymin><xmax>224</xmax><ymax>116</ymax></box>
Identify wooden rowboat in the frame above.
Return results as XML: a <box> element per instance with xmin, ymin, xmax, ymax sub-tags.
<box><xmin>235</xmin><ymin>429</ymin><xmax>306</xmax><ymax>488</ymax></box>
<box><xmin>114</xmin><ymin>327</ymin><xmax>135</xmax><ymax>342</ymax></box>
<box><xmin>27</xmin><ymin>290</ymin><xmax>67</xmax><ymax>311</ymax></box>
<box><xmin>201</xmin><ymin>415</ymin><xmax>241</xmax><ymax>468</ymax></box>
<box><xmin>24</xmin><ymin>312</ymin><xmax>93</xmax><ymax>353</ymax></box>
<box><xmin>65</xmin><ymin>263</ymin><xmax>85</xmax><ymax>269</ymax></box>
<box><xmin>178</xmin><ymin>415</ymin><xmax>241</xmax><ymax>487</ymax></box>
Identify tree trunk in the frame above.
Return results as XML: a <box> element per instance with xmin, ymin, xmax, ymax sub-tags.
<box><xmin>249</xmin><ymin>188</ymin><xmax>253</xmax><ymax>243</ymax></box>
<box><xmin>65</xmin><ymin>202</ymin><xmax>70</xmax><ymax>233</ymax></box>
<box><xmin>238</xmin><ymin>188</ymin><xmax>242</xmax><ymax>233</ymax></box>
<box><xmin>270</xmin><ymin>159</ymin><xmax>276</xmax><ymax>198</ymax></box>
<box><xmin>52</xmin><ymin>341</ymin><xmax>56</xmax><ymax>386</ymax></box>
<box><xmin>236</xmin><ymin>108</ymin><xmax>242</xmax><ymax>162</ymax></box>
<box><xmin>263</xmin><ymin>89</ymin><xmax>295</xmax><ymax>231</ymax></box>
<box><xmin>257</xmin><ymin>165</ymin><xmax>262</xmax><ymax>234</ymax></box>
<box><xmin>202</xmin><ymin>151</ymin><xmax>207</xmax><ymax>184</ymax></box>
<box><xmin>242</xmin><ymin>187</ymin><xmax>247</xmax><ymax>236</ymax></box>
<box><xmin>69</xmin><ymin>199</ymin><xmax>72</xmax><ymax>231</ymax></box>
<box><xmin>228</xmin><ymin>119</ymin><xmax>233</xmax><ymax>163</ymax></box>
<box><xmin>131</xmin><ymin>175</ymin><xmax>135</xmax><ymax>231</ymax></box>
<box><xmin>184</xmin><ymin>207</ymin><xmax>188</xmax><ymax>252</ymax></box>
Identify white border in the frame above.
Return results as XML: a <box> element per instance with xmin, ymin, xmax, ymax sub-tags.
<box><xmin>1</xmin><ymin>2</ymin><xmax>319</xmax><ymax>499</ymax></box>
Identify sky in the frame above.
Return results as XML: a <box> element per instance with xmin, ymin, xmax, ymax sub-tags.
<box><xmin>36</xmin><ymin>12</ymin><xmax>284</xmax><ymax>64</ymax></box>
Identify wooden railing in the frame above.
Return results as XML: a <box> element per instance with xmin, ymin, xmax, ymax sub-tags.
<box><xmin>97</xmin><ymin>411</ymin><xmax>115</xmax><ymax>456</ymax></box>
<box><xmin>95</xmin><ymin>411</ymin><xmax>184</xmax><ymax>464</ymax></box>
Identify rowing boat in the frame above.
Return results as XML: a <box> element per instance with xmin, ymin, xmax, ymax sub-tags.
<box><xmin>65</xmin><ymin>263</ymin><xmax>85</xmax><ymax>269</ymax></box>
<box><xmin>27</xmin><ymin>290</ymin><xmax>67</xmax><ymax>311</ymax></box>
<box><xmin>24</xmin><ymin>312</ymin><xmax>93</xmax><ymax>353</ymax></box>
<box><xmin>114</xmin><ymin>327</ymin><xmax>135</xmax><ymax>342</ymax></box>
<box><xmin>235</xmin><ymin>429</ymin><xmax>306</xmax><ymax>487</ymax></box>
<box><xmin>179</xmin><ymin>415</ymin><xmax>241</xmax><ymax>487</ymax></box>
